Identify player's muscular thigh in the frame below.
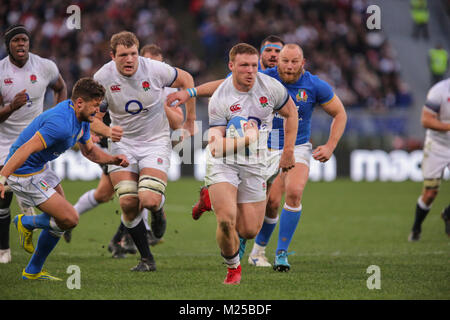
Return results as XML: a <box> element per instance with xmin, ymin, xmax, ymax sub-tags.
<box><xmin>236</xmin><ymin>201</ymin><xmax>266</xmax><ymax>239</ymax></box>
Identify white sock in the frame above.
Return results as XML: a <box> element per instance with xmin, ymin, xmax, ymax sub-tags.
<box><xmin>417</xmin><ymin>196</ymin><xmax>431</xmax><ymax>211</ymax></box>
<box><xmin>222</xmin><ymin>251</ymin><xmax>240</xmax><ymax>269</ymax></box>
<box><xmin>49</xmin><ymin>217</ymin><xmax>64</xmax><ymax>232</ymax></box>
<box><xmin>142</xmin><ymin>208</ymin><xmax>150</xmax><ymax>231</ymax></box>
<box><xmin>158</xmin><ymin>194</ymin><xmax>166</xmax><ymax>210</ymax></box>
<box><xmin>74</xmin><ymin>189</ymin><xmax>98</xmax><ymax>215</ymax></box>
<box><xmin>251</xmin><ymin>243</ymin><xmax>267</xmax><ymax>256</ymax></box>
<box><xmin>121</xmin><ymin>212</ymin><xmax>143</xmax><ymax>229</ymax></box>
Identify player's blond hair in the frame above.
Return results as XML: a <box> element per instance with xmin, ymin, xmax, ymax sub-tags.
<box><xmin>110</xmin><ymin>31</ymin><xmax>139</xmax><ymax>55</ymax></box>
<box><xmin>229</xmin><ymin>43</ymin><xmax>259</xmax><ymax>62</ymax></box>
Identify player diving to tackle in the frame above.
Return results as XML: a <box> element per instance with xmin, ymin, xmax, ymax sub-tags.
<box><xmin>0</xmin><ymin>78</ymin><xmax>129</xmax><ymax>280</ymax></box>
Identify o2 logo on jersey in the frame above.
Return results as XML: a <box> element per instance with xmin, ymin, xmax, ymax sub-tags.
<box><xmin>125</xmin><ymin>100</ymin><xmax>144</xmax><ymax>115</ymax></box>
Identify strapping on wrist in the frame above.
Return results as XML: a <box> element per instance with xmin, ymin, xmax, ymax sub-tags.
<box><xmin>186</xmin><ymin>88</ymin><xmax>197</xmax><ymax>98</ymax></box>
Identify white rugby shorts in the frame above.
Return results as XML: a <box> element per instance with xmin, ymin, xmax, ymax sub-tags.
<box><xmin>422</xmin><ymin>140</ymin><xmax>450</xmax><ymax>180</ymax></box>
<box><xmin>265</xmin><ymin>142</ymin><xmax>312</xmax><ymax>184</ymax></box>
<box><xmin>7</xmin><ymin>167</ymin><xmax>61</xmax><ymax>207</ymax></box>
<box><xmin>204</xmin><ymin>148</ymin><xmax>267</xmax><ymax>203</ymax></box>
<box><xmin>108</xmin><ymin>137</ymin><xmax>171</xmax><ymax>175</ymax></box>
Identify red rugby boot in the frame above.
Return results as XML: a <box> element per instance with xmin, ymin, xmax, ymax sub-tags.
<box><xmin>223</xmin><ymin>265</ymin><xmax>241</xmax><ymax>285</ymax></box>
<box><xmin>192</xmin><ymin>187</ymin><xmax>212</xmax><ymax>220</ymax></box>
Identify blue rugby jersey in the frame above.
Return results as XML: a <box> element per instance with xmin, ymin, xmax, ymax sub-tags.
<box><xmin>5</xmin><ymin>99</ymin><xmax>91</xmax><ymax>176</ymax></box>
<box><xmin>262</xmin><ymin>67</ymin><xmax>335</xmax><ymax>149</ymax></box>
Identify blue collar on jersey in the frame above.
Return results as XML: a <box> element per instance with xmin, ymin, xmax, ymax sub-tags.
<box><xmin>68</xmin><ymin>100</ymin><xmax>75</xmax><ymax>110</ymax></box>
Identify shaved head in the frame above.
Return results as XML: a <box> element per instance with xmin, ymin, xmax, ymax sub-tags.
<box><xmin>280</xmin><ymin>44</ymin><xmax>304</xmax><ymax>61</ymax></box>
<box><xmin>278</xmin><ymin>43</ymin><xmax>305</xmax><ymax>84</ymax></box>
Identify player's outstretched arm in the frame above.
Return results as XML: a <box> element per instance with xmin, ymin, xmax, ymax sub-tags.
<box><xmin>166</xmin><ymin>79</ymin><xmax>225</xmax><ymax>108</ymax></box>
<box><xmin>277</xmin><ymin>97</ymin><xmax>298</xmax><ymax>172</ymax></box>
<box><xmin>313</xmin><ymin>95</ymin><xmax>347</xmax><ymax>162</ymax></box>
<box><xmin>78</xmin><ymin>139</ymin><xmax>129</xmax><ymax>167</ymax></box>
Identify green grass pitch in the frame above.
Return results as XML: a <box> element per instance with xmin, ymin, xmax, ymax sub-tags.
<box><xmin>1</xmin><ymin>178</ymin><xmax>448</xmax><ymax>300</ymax></box>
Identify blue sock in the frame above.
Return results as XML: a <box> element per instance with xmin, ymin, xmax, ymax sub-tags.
<box><xmin>25</xmin><ymin>229</ymin><xmax>60</xmax><ymax>274</ymax></box>
<box><xmin>238</xmin><ymin>236</ymin><xmax>247</xmax><ymax>260</ymax></box>
<box><xmin>255</xmin><ymin>216</ymin><xmax>278</xmax><ymax>246</ymax></box>
<box><xmin>276</xmin><ymin>204</ymin><xmax>302</xmax><ymax>254</ymax></box>
<box><xmin>21</xmin><ymin>212</ymin><xmax>51</xmax><ymax>230</ymax></box>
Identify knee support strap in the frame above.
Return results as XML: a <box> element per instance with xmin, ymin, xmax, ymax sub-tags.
<box><xmin>423</xmin><ymin>178</ymin><xmax>440</xmax><ymax>190</ymax></box>
<box><xmin>114</xmin><ymin>180</ymin><xmax>138</xmax><ymax>199</ymax></box>
<box><xmin>138</xmin><ymin>175</ymin><xmax>167</xmax><ymax>195</ymax></box>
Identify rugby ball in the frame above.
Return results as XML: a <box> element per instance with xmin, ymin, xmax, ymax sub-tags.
<box><xmin>226</xmin><ymin>116</ymin><xmax>248</xmax><ymax>138</ymax></box>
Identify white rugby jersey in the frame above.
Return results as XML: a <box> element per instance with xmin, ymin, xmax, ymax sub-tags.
<box><xmin>0</xmin><ymin>53</ymin><xmax>59</xmax><ymax>162</ymax></box>
<box><xmin>423</xmin><ymin>78</ymin><xmax>450</xmax><ymax>147</ymax></box>
<box><xmin>94</xmin><ymin>56</ymin><xmax>177</xmax><ymax>143</ymax></box>
<box><xmin>208</xmin><ymin>72</ymin><xmax>289</xmax><ymax>165</ymax></box>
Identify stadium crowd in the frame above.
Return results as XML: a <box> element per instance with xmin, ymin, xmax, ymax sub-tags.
<box><xmin>0</xmin><ymin>0</ymin><xmax>206</xmax><ymax>95</ymax></box>
<box><xmin>189</xmin><ymin>0</ymin><xmax>413</xmax><ymax>111</ymax></box>
<box><xmin>0</xmin><ymin>0</ymin><xmax>412</xmax><ymax>112</ymax></box>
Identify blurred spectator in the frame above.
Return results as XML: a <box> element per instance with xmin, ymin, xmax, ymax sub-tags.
<box><xmin>0</xmin><ymin>0</ymin><xmax>206</xmax><ymax>96</ymax></box>
<box><xmin>428</xmin><ymin>43</ymin><xmax>449</xmax><ymax>86</ymax></box>
<box><xmin>410</xmin><ymin>0</ymin><xmax>429</xmax><ymax>40</ymax></box>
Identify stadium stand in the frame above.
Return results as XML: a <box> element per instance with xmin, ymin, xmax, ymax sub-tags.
<box><xmin>188</xmin><ymin>0</ymin><xmax>413</xmax><ymax>111</ymax></box>
<box><xmin>0</xmin><ymin>0</ymin><xmax>205</xmax><ymax>93</ymax></box>
<box><xmin>2</xmin><ymin>0</ymin><xmax>448</xmax><ymax>145</ymax></box>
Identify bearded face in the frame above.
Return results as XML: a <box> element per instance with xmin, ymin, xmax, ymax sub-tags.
<box><xmin>277</xmin><ymin>47</ymin><xmax>305</xmax><ymax>84</ymax></box>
